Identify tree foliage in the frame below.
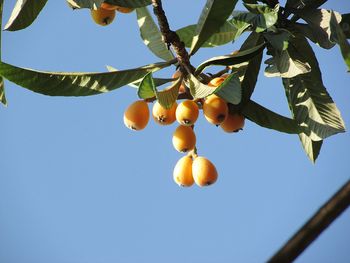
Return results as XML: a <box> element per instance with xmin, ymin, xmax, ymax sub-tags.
<box><xmin>0</xmin><ymin>0</ymin><xmax>349</xmax><ymax>162</ymax></box>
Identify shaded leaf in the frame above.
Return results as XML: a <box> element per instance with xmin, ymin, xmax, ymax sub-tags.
<box><xmin>4</xmin><ymin>0</ymin><xmax>47</xmax><ymax>31</ymax></box>
<box><xmin>282</xmin><ymin>33</ymin><xmax>345</xmax><ymax>141</ymax></box>
<box><xmin>195</xmin><ymin>42</ymin><xmax>265</xmax><ymax>74</ymax></box>
<box><xmin>137</xmin><ymin>72</ymin><xmax>155</xmax><ymax>99</ymax></box>
<box><xmin>138</xmin><ymin>72</ymin><xmax>181</xmax><ymax>109</ymax></box>
<box><xmin>242</xmin><ymin>100</ymin><xmax>303</xmax><ymax>134</ymax></box>
<box><xmin>188</xmin><ymin>73</ymin><xmax>241</xmax><ymax>104</ymax></box>
<box><xmin>286</xmin><ymin>0</ymin><xmax>327</xmax><ymax>10</ymax></box>
<box><xmin>136</xmin><ymin>7</ymin><xmax>174</xmax><ymax>61</ymax></box>
<box><xmin>106</xmin><ymin>0</ymin><xmax>151</xmax><ymax>8</ymax></box>
<box><xmin>299</xmin><ymin>134</ymin><xmax>323</xmax><ymax>163</ymax></box>
<box><xmin>190</xmin><ymin>0</ymin><xmax>238</xmax><ymax>55</ymax></box>
<box><xmin>330</xmin><ymin>11</ymin><xmax>350</xmax><ymax>71</ymax></box>
<box><xmin>232</xmin><ymin>4</ymin><xmax>279</xmax><ymax>33</ymax></box>
<box><xmin>176</xmin><ymin>21</ymin><xmax>238</xmax><ymax>48</ymax></box>
<box><xmin>340</xmin><ymin>13</ymin><xmax>350</xmax><ymax>39</ymax></box>
<box><xmin>239</xmin><ymin>32</ymin><xmax>264</xmax><ymax>104</ymax></box>
<box><xmin>0</xmin><ymin>61</ymin><xmax>170</xmax><ymax>96</ymax></box>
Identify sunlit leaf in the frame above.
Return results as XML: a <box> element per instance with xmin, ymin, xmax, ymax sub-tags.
<box><xmin>0</xmin><ymin>61</ymin><xmax>170</xmax><ymax>96</ymax></box>
<box><xmin>137</xmin><ymin>72</ymin><xmax>155</xmax><ymax>99</ymax></box>
<box><xmin>176</xmin><ymin>21</ymin><xmax>238</xmax><ymax>48</ymax></box>
<box><xmin>232</xmin><ymin>3</ymin><xmax>279</xmax><ymax>33</ymax></box>
<box><xmin>195</xmin><ymin>42</ymin><xmax>265</xmax><ymax>74</ymax></box>
<box><xmin>188</xmin><ymin>73</ymin><xmax>241</xmax><ymax>104</ymax></box>
<box><xmin>4</xmin><ymin>0</ymin><xmax>47</xmax><ymax>31</ymax></box>
<box><xmin>136</xmin><ymin>7</ymin><xmax>174</xmax><ymax>61</ymax></box>
<box><xmin>190</xmin><ymin>0</ymin><xmax>238</xmax><ymax>55</ymax></box>
<box><xmin>282</xmin><ymin>33</ymin><xmax>346</xmax><ymax>141</ymax></box>
<box><xmin>242</xmin><ymin>100</ymin><xmax>303</xmax><ymax>134</ymax></box>
<box><xmin>296</xmin><ymin>9</ymin><xmax>342</xmax><ymax>49</ymax></box>
<box><xmin>299</xmin><ymin>134</ymin><xmax>323</xmax><ymax>163</ymax></box>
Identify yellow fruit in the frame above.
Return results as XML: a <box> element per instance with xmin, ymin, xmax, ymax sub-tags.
<box><xmin>192</xmin><ymin>157</ymin><xmax>218</xmax><ymax>187</ymax></box>
<box><xmin>152</xmin><ymin>101</ymin><xmax>177</xmax><ymax>125</ymax></box>
<box><xmin>173</xmin><ymin>156</ymin><xmax>194</xmax><ymax>187</ymax></box>
<box><xmin>116</xmin><ymin>6</ymin><xmax>134</xmax><ymax>13</ymax></box>
<box><xmin>220</xmin><ymin>113</ymin><xmax>245</xmax><ymax>133</ymax></box>
<box><xmin>101</xmin><ymin>3</ymin><xmax>118</xmax><ymax>10</ymax></box>
<box><xmin>203</xmin><ymin>95</ymin><xmax>228</xmax><ymax>125</ymax></box>
<box><xmin>123</xmin><ymin>100</ymin><xmax>149</xmax><ymax>130</ymax></box>
<box><xmin>175</xmin><ymin>100</ymin><xmax>199</xmax><ymax>126</ymax></box>
<box><xmin>91</xmin><ymin>8</ymin><xmax>116</xmax><ymax>26</ymax></box>
<box><xmin>172</xmin><ymin>71</ymin><xmax>186</xmax><ymax>93</ymax></box>
<box><xmin>172</xmin><ymin>125</ymin><xmax>196</xmax><ymax>153</ymax></box>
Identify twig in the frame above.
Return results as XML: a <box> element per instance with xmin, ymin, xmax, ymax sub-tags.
<box><xmin>268</xmin><ymin>179</ymin><xmax>350</xmax><ymax>263</ymax></box>
<box><xmin>151</xmin><ymin>0</ymin><xmax>195</xmax><ymax>75</ymax></box>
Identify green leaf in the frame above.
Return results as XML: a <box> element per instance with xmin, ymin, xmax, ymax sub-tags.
<box><xmin>155</xmin><ymin>77</ymin><xmax>182</xmax><ymax>109</ymax></box>
<box><xmin>296</xmin><ymin>9</ymin><xmax>342</xmax><ymax>49</ymax></box>
<box><xmin>190</xmin><ymin>0</ymin><xmax>238</xmax><ymax>55</ymax></box>
<box><xmin>239</xmin><ymin>32</ymin><xmax>264</xmax><ymax>104</ymax></box>
<box><xmin>0</xmin><ymin>78</ymin><xmax>6</xmax><ymax>106</ymax></box>
<box><xmin>137</xmin><ymin>72</ymin><xmax>155</xmax><ymax>99</ymax></box>
<box><xmin>107</xmin><ymin>65</ymin><xmax>173</xmax><ymax>88</ymax></box>
<box><xmin>67</xmin><ymin>0</ymin><xmax>151</xmax><ymax>9</ymax></box>
<box><xmin>286</xmin><ymin>0</ymin><xmax>327</xmax><ymax>10</ymax></box>
<box><xmin>340</xmin><ymin>13</ymin><xmax>350</xmax><ymax>39</ymax></box>
<box><xmin>0</xmin><ymin>61</ymin><xmax>170</xmax><ymax>96</ymax></box>
<box><xmin>299</xmin><ymin>134</ymin><xmax>323</xmax><ymax>163</ymax></box>
<box><xmin>293</xmin><ymin>23</ymin><xmax>335</xmax><ymax>49</ymax></box>
<box><xmin>330</xmin><ymin>11</ymin><xmax>350</xmax><ymax>71</ymax></box>
<box><xmin>232</xmin><ymin>4</ymin><xmax>279</xmax><ymax>33</ymax></box>
<box><xmin>188</xmin><ymin>73</ymin><xmax>241</xmax><ymax>104</ymax></box>
<box><xmin>242</xmin><ymin>100</ymin><xmax>303</xmax><ymax>134</ymax></box>
<box><xmin>263</xmin><ymin>30</ymin><xmax>291</xmax><ymax>52</ymax></box>
<box><xmin>195</xmin><ymin>42</ymin><xmax>265</xmax><ymax>74</ymax></box>
<box><xmin>4</xmin><ymin>0</ymin><xmax>47</xmax><ymax>31</ymax></box>
<box><xmin>176</xmin><ymin>21</ymin><xmax>239</xmax><ymax>48</ymax></box>
<box><xmin>136</xmin><ymin>7</ymin><xmax>174</xmax><ymax>61</ymax></box>
<box><xmin>138</xmin><ymin>72</ymin><xmax>181</xmax><ymax>109</ymax></box>
<box><xmin>282</xmin><ymin>33</ymin><xmax>346</xmax><ymax>141</ymax></box>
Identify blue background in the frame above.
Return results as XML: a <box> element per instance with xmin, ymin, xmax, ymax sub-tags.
<box><xmin>0</xmin><ymin>1</ymin><xmax>349</xmax><ymax>262</ymax></box>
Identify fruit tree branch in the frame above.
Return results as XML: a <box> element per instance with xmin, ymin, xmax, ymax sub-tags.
<box><xmin>151</xmin><ymin>0</ymin><xmax>195</xmax><ymax>75</ymax></box>
<box><xmin>268</xmin><ymin>179</ymin><xmax>350</xmax><ymax>262</ymax></box>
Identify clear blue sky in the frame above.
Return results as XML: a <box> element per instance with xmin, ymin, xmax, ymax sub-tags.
<box><xmin>0</xmin><ymin>1</ymin><xmax>349</xmax><ymax>262</ymax></box>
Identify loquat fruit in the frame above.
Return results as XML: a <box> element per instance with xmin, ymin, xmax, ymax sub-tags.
<box><xmin>220</xmin><ymin>113</ymin><xmax>245</xmax><ymax>133</ymax></box>
<box><xmin>208</xmin><ymin>75</ymin><xmax>228</xmax><ymax>88</ymax></box>
<box><xmin>203</xmin><ymin>95</ymin><xmax>228</xmax><ymax>125</ymax></box>
<box><xmin>123</xmin><ymin>100</ymin><xmax>150</xmax><ymax>131</ymax></box>
<box><xmin>173</xmin><ymin>155</ymin><xmax>194</xmax><ymax>187</ymax></box>
<box><xmin>175</xmin><ymin>100</ymin><xmax>199</xmax><ymax>126</ymax></box>
<box><xmin>100</xmin><ymin>3</ymin><xmax>118</xmax><ymax>10</ymax></box>
<box><xmin>116</xmin><ymin>6</ymin><xmax>134</xmax><ymax>13</ymax></box>
<box><xmin>172</xmin><ymin>125</ymin><xmax>196</xmax><ymax>153</ymax></box>
<box><xmin>91</xmin><ymin>7</ymin><xmax>116</xmax><ymax>26</ymax></box>
<box><xmin>152</xmin><ymin>101</ymin><xmax>177</xmax><ymax>125</ymax></box>
<box><xmin>192</xmin><ymin>157</ymin><xmax>218</xmax><ymax>187</ymax></box>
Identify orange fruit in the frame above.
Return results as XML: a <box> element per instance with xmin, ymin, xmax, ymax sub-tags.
<box><xmin>192</xmin><ymin>157</ymin><xmax>218</xmax><ymax>187</ymax></box>
<box><xmin>175</xmin><ymin>100</ymin><xmax>199</xmax><ymax>126</ymax></box>
<box><xmin>172</xmin><ymin>125</ymin><xmax>196</xmax><ymax>153</ymax></box>
<box><xmin>220</xmin><ymin>113</ymin><xmax>245</xmax><ymax>133</ymax></box>
<box><xmin>123</xmin><ymin>100</ymin><xmax>149</xmax><ymax>130</ymax></box>
<box><xmin>152</xmin><ymin>101</ymin><xmax>177</xmax><ymax>125</ymax></box>
<box><xmin>173</xmin><ymin>156</ymin><xmax>194</xmax><ymax>187</ymax></box>
<box><xmin>91</xmin><ymin>8</ymin><xmax>116</xmax><ymax>26</ymax></box>
<box><xmin>203</xmin><ymin>95</ymin><xmax>228</xmax><ymax>125</ymax></box>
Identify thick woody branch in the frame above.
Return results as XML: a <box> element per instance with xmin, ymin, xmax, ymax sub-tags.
<box><xmin>268</xmin><ymin>179</ymin><xmax>350</xmax><ymax>262</ymax></box>
<box><xmin>151</xmin><ymin>0</ymin><xmax>194</xmax><ymax>75</ymax></box>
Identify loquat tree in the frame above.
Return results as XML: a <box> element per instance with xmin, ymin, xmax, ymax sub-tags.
<box><xmin>0</xmin><ymin>0</ymin><xmax>349</xmax><ymax>261</ymax></box>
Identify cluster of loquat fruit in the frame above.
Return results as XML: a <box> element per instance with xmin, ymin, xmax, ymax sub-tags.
<box><xmin>90</xmin><ymin>2</ymin><xmax>134</xmax><ymax>26</ymax></box>
<box><xmin>123</xmin><ymin>72</ymin><xmax>245</xmax><ymax>188</ymax></box>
